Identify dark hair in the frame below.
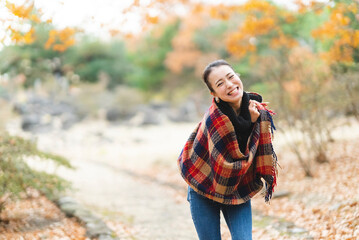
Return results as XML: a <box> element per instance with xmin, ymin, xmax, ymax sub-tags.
<box><xmin>202</xmin><ymin>59</ymin><xmax>234</xmax><ymax>92</ymax></box>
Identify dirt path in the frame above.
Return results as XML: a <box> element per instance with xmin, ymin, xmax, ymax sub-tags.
<box><xmin>7</xmin><ymin>120</ymin><xmax>200</xmax><ymax>239</ymax></box>
<box><xmin>62</xmin><ymin>159</ymin><xmax>196</xmax><ymax>239</ymax></box>
<box><xmin>7</xmin><ymin>118</ymin><xmax>358</xmax><ymax>239</ymax></box>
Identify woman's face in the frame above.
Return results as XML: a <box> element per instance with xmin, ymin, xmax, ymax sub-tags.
<box><xmin>208</xmin><ymin>65</ymin><xmax>244</xmax><ymax>104</ymax></box>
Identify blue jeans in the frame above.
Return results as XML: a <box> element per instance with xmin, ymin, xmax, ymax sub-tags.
<box><xmin>187</xmin><ymin>186</ymin><xmax>252</xmax><ymax>240</ymax></box>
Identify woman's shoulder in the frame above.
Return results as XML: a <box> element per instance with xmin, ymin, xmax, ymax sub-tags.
<box><xmin>247</xmin><ymin>92</ymin><xmax>262</xmax><ymax>103</ymax></box>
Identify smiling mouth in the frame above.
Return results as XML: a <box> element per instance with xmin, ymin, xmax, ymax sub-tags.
<box><xmin>228</xmin><ymin>87</ymin><xmax>239</xmax><ymax>96</ymax></box>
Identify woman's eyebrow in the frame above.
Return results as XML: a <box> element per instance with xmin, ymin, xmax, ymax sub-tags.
<box><xmin>215</xmin><ymin>78</ymin><xmax>223</xmax><ymax>85</ymax></box>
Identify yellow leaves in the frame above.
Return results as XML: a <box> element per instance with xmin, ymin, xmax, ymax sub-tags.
<box><xmin>320</xmin><ymin>43</ymin><xmax>354</xmax><ymax>64</ymax></box>
<box><xmin>240</xmin><ymin>0</ymin><xmax>276</xmax><ymax>15</ymax></box>
<box><xmin>133</xmin><ymin>0</ymin><xmax>140</xmax><ymax>7</ymax></box>
<box><xmin>226</xmin><ymin>2</ymin><xmax>298</xmax><ymax>59</ymax></box>
<box><xmin>223</xmin><ymin>0</ymin><xmax>298</xmax><ymax>59</ymax></box>
<box><xmin>192</xmin><ymin>4</ymin><xmax>204</xmax><ymax>14</ymax></box>
<box><xmin>330</xmin><ymin>11</ymin><xmax>351</xmax><ymax>26</ymax></box>
<box><xmin>6</xmin><ymin>1</ymin><xmax>33</xmax><ymax>19</ymax></box>
<box><xmin>23</xmin><ymin>27</ymin><xmax>35</xmax><ymax>44</ymax></box>
<box><xmin>9</xmin><ymin>26</ymin><xmax>35</xmax><ymax>44</ymax></box>
<box><xmin>45</xmin><ymin>28</ymin><xmax>76</xmax><ymax>52</ymax></box>
<box><xmin>284</xmin><ymin>14</ymin><xmax>296</xmax><ymax>24</ymax></box>
<box><xmin>294</xmin><ymin>0</ymin><xmax>325</xmax><ymax>14</ymax></box>
<box><xmin>164</xmin><ymin>10</ymin><xmax>205</xmax><ymax>74</ymax></box>
<box><xmin>270</xmin><ymin>32</ymin><xmax>298</xmax><ymax>49</ymax></box>
<box><xmin>353</xmin><ymin>30</ymin><xmax>359</xmax><ymax>47</ymax></box>
<box><xmin>5</xmin><ymin>1</ymin><xmax>37</xmax><ymax>45</ymax></box>
<box><xmin>226</xmin><ymin>32</ymin><xmax>257</xmax><ymax>59</ymax></box>
<box><xmin>312</xmin><ymin>2</ymin><xmax>359</xmax><ymax>64</ymax></box>
<box><xmin>209</xmin><ymin>4</ymin><xmax>232</xmax><ymax>20</ymax></box>
<box><xmin>242</xmin><ymin>16</ymin><xmax>275</xmax><ymax>36</ymax></box>
<box><xmin>145</xmin><ymin>14</ymin><xmax>159</xmax><ymax>24</ymax></box>
<box><xmin>30</xmin><ymin>14</ymin><xmax>40</xmax><ymax>23</ymax></box>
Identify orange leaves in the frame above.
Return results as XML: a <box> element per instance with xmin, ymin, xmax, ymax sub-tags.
<box><xmin>209</xmin><ymin>4</ymin><xmax>233</xmax><ymax>20</ymax></box>
<box><xmin>8</xmin><ymin>26</ymin><xmax>35</xmax><ymax>44</ymax></box>
<box><xmin>22</xmin><ymin>27</ymin><xmax>35</xmax><ymax>44</ymax></box>
<box><xmin>270</xmin><ymin>32</ymin><xmax>298</xmax><ymax>49</ymax></box>
<box><xmin>311</xmin><ymin>2</ymin><xmax>359</xmax><ymax>64</ymax></box>
<box><xmin>241</xmin><ymin>16</ymin><xmax>276</xmax><ymax>36</ymax></box>
<box><xmin>45</xmin><ymin>28</ymin><xmax>76</xmax><ymax>52</ymax></box>
<box><xmin>294</xmin><ymin>0</ymin><xmax>326</xmax><ymax>14</ymax></box>
<box><xmin>145</xmin><ymin>14</ymin><xmax>159</xmax><ymax>24</ymax></box>
<box><xmin>6</xmin><ymin>1</ymin><xmax>33</xmax><ymax>19</ymax></box>
<box><xmin>29</xmin><ymin>14</ymin><xmax>40</xmax><ymax>23</ymax></box>
<box><xmin>4</xmin><ymin>0</ymin><xmax>76</xmax><ymax>51</ymax></box>
<box><xmin>240</xmin><ymin>0</ymin><xmax>276</xmax><ymax>15</ymax></box>
<box><xmin>164</xmin><ymin>9</ymin><xmax>204</xmax><ymax>74</ymax></box>
<box><xmin>192</xmin><ymin>4</ymin><xmax>204</xmax><ymax>14</ymax></box>
<box><xmin>225</xmin><ymin>0</ymin><xmax>297</xmax><ymax>59</ymax></box>
<box><xmin>226</xmin><ymin>33</ymin><xmax>257</xmax><ymax>59</ymax></box>
<box><xmin>5</xmin><ymin>1</ymin><xmax>39</xmax><ymax>45</ymax></box>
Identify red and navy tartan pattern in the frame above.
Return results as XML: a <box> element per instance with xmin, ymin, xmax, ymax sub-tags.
<box><xmin>178</xmin><ymin>98</ymin><xmax>278</xmax><ymax>205</ymax></box>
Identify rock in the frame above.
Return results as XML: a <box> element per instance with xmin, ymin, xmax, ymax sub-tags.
<box><xmin>56</xmin><ymin>196</ymin><xmax>118</xmax><ymax>239</ymax></box>
<box><xmin>85</xmin><ymin>222</ymin><xmax>112</xmax><ymax>238</ymax></box>
<box><xmin>13</xmin><ymin>102</ymin><xmax>29</xmax><ymax>114</ymax></box>
<box><xmin>73</xmin><ymin>208</ymin><xmax>97</xmax><ymax>223</ymax></box>
<box><xmin>329</xmin><ymin>203</ymin><xmax>342</xmax><ymax>211</ymax></box>
<box><xmin>61</xmin><ymin>112</ymin><xmax>80</xmax><ymax>130</ymax></box>
<box><xmin>289</xmin><ymin>227</ymin><xmax>308</xmax><ymax>234</ymax></box>
<box><xmin>128</xmin><ymin>106</ymin><xmax>162</xmax><ymax>126</ymax></box>
<box><xmin>98</xmin><ymin>234</ymin><xmax>119</xmax><ymax>240</ymax></box>
<box><xmin>168</xmin><ymin>101</ymin><xmax>199</xmax><ymax>122</ymax></box>
<box><xmin>56</xmin><ymin>196</ymin><xmax>77</xmax><ymax>205</ymax></box>
<box><xmin>15</xmin><ymin>95</ymin><xmax>82</xmax><ymax>133</ymax></box>
<box><xmin>21</xmin><ymin>114</ymin><xmax>41</xmax><ymax>131</ymax></box>
<box><xmin>273</xmin><ymin>190</ymin><xmax>291</xmax><ymax>199</ymax></box>
<box><xmin>106</xmin><ymin>108</ymin><xmax>121</xmax><ymax>122</ymax></box>
<box><xmin>60</xmin><ymin>202</ymin><xmax>80</xmax><ymax>217</ymax></box>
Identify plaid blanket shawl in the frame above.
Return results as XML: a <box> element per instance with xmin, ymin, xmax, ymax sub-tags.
<box><xmin>178</xmin><ymin>97</ymin><xmax>278</xmax><ymax>204</ymax></box>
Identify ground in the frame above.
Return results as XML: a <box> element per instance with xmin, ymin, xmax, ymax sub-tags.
<box><xmin>2</xmin><ymin>117</ymin><xmax>359</xmax><ymax>239</ymax></box>
<box><xmin>0</xmin><ymin>193</ymin><xmax>87</xmax><ymax>240</ymax></box>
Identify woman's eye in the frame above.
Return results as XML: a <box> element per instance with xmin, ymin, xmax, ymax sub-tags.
<box><xmin>217</xmin><ymin>82</ymin><xmax>223</xmax><ymax>87</ymax></box>
<box><xmin>229</xmin><ymin>75</ymin><xmax>234</xmax><ymax>79</ymax></box>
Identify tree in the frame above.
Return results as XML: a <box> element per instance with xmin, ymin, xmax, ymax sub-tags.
<box><xmin>125</xmin><ymin>20</ymin><xmax>180</xmax><ymax>92</ymax></box>
<box><xmin>63</xmin><ymin>38</ymin><xmax>130</xmax><ymax>87</ymax></box>
<box><xmin>2</xmin><ymin>0</ymin><xmax>76</xmax><ymax>52</ymax></box>
<box><xmin>312</xmin><ymin>0</ymin><xmax>359</xmax><ymax>120</ymax></box>
<box><xmin>0</xmin><ymin>1</ymin><xmax>77</xmax><ymax>88</ymax></box>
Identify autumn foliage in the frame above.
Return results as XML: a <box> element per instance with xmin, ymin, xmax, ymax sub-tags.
<box><xmin>3</xmin><ymin>0</ymin><xmax>76</xmax><ymax>52</ymax></box>
<box><xmin>312</xmin><ymin>1</ymin><xmax>359</xmax><ymax>64</ymax></box>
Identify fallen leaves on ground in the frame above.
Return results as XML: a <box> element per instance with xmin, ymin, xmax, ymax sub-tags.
<box><xmin>0</xmin><ymin>192</ymin><xmax>88</xmax><ymax>240</ymax></box>
<box><xmin>252</xmin><ymin>137</ymin><xmax>359</xmax><ymax>239</ymax></box>
<box><xmin>137</xmin><ymin>135</ymin><xmax>359</xmax><ymax>239</ymax></box>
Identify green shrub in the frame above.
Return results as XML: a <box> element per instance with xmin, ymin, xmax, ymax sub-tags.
<box><xmin>0</xmin><ymin>132</ymin><xmax>73</xmax><ymax>216</ymax></box>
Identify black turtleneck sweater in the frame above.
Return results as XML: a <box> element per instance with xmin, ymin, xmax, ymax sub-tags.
<box><xmin>215</xmin><ymin>92</ymin><xmax>262</xmax><ymax>153</ymax></box>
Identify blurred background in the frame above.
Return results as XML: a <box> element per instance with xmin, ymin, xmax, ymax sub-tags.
<box><xmin>0</xmin><ymin>0</ymin><xmax>358</xmax><ymax>239</ymax></box>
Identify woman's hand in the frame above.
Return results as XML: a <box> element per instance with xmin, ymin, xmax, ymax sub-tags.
<box><xmin>249</xmin><ymin>100</ymin><xmax>260</xmax><ymax>123</ymax></box>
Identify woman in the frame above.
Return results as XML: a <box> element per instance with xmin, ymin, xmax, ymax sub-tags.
<box><xmin>178</xmin><ymin>59</ymin><xmax>278</xmax><ymax>240</ymax></box>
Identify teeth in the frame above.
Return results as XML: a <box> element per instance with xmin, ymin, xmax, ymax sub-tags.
<box><xmin>228</xmin><ymin>87</ymin><xmax>237</xmax><ymax>95</ymax></box>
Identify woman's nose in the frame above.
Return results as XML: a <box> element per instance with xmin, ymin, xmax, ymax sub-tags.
<box><xmin>226</xmin><ymin>80</ymin><xmax>234</xmax><ymax>88</ymax></box>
